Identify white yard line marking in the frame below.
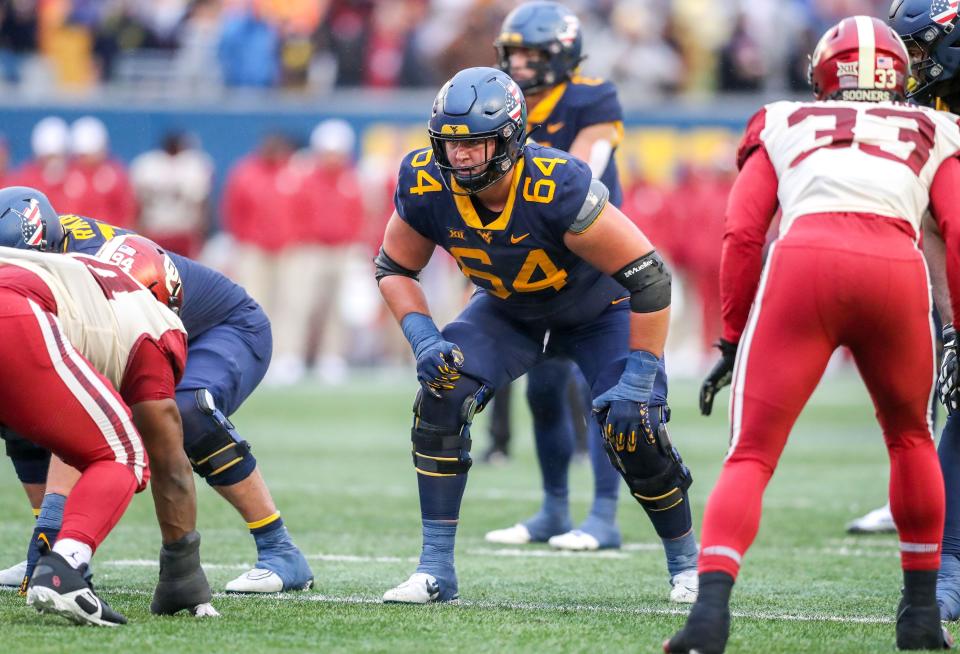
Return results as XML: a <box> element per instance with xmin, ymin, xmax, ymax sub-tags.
<box><xmin>269</xmin><ymin>593</ymin><xmax>895</xmax><ymax>624</ymax></box>
<box><xmin>466</xmin><ymin>547</ymin><xmax>629</xmax><ymax>559</ymax></box>
<box><xmin>88</xmin><ymin>554</ymin><xmax>898</xmax><ymax>625</ymax></box>
<box><xmin>83</xmin><ymin>587</ymin><xmax>894</xmax><ymax>624</ymax></box>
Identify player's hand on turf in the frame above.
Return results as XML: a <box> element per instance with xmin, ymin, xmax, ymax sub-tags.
<box><xmin>699</xmin><ymin>339</ymin><xmax>737</xmax><ymax>416</ymax></box>
<box><xmin>941</xmin><ymin>324</ymin><xmax>960</xmax><ymax>415</ymax></box>
<box><xmin>416</xmin><ymin>340</ymin><xmax>464</xmax><ymax>398</ymax></box>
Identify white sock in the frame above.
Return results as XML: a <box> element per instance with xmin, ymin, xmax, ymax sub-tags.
<box><xmin>52</xmin><ymin>539</ymin><xmax>93</xmax><ymax>569</ymax></box>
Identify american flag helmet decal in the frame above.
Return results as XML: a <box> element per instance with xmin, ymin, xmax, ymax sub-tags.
<box><xmin>19</xmin><ymin>199</ymin><xmax>43</xmax><ymax>248</ymax></box>
<box><xmin>931</xmin><ymin>0</ymin><xmax>960</xmax><ymax>26</ymax></box>
<box><xmin>504</xmin><ymin>78</ymin><xmax>524</xmax><ymax>125</ymax></box>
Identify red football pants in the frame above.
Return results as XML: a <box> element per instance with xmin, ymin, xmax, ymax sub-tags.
<box><xmin>0</xmin><ymin>290</ymin><xmax>148</xmax><ymax>551</ymax></box>
<box><xmin>701</xmin><ymin>214</ymin><xmax>944</xmax><ymax>578</ymax></box>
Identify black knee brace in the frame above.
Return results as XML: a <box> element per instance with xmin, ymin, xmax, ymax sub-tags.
<box><xmin>411</xmin><ymin>381</ymin><xmax>490</xmax><ymax>476</ymax></box>
<box><xmin>603</xmin><ymin>408</ymin><xmax>692</xmax><ymax>512</ymax></box>
<box><xmin>182</xmin><ymin>390</ymin><xmax>252</xmax><ymax>482</ymax></box>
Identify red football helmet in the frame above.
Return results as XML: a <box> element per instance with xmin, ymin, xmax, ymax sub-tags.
<box><xmin>95</xmin><ymin>234</ymin><xmax>183</xmax><ymax>313</ymax></box>
<box><xmin>809</xmin><ymin>15</ymin><xmax>911</xmax><ymax>102</ymax></box>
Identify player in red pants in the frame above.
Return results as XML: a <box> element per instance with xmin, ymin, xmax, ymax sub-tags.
<box><xmin>0</xmin><ymin>288</ymin><xmax>147</xmax><ymax>626</ymax></box>
<box><xmin>667</xmin><ymin>16</ymin><xmax>960</xmax><ymax>653</ymax></box>
<box><xmin>0</xmin><ymin>214</ymin><xmax>191</xmax><ymax>626</ymax></box>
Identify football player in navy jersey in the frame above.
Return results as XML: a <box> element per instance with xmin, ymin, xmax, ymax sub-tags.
<box><xmin>884</xmin><ymin>0</ymin><xmax>960</xmax><ymax>622</ymax></box>
<box><xmin>0</xmin><ymin>190</ymin><xmax>314</xmax><ymax>595</ymax></box>
<box><xmin>484</xmin><ymin>0</ymin><xmax>632</xmax><ymax>554</ymax></box>
<box><xmin>377</xmin><ymin>66</ymin><xmax>699</xmax><ymax>604</ymax></box>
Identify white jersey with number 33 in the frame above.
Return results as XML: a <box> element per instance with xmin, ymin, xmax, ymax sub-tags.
<box><xmin>746</xmin><ymin>100</ymin><xmax>960</xmax><ymax>238</ymax></box>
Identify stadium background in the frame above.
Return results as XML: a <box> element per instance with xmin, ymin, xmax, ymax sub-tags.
<box><xmin>0</xmin><ymin>0</ymin><xmax>893</xmax><ymax>381</ymax></box>
<box><xmin>0</xmin><ymin>1</ymin><xmax>928</xmax><ymax>653</ymax></box>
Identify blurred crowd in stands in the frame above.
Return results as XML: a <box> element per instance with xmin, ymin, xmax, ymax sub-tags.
<box><xmin>3</xmin><ymin>113</ymin><xmax>737</xmax><ymax>383</ymax></box>
<box><xmin>1</xmin><ymin>0</ymin><xmax>890</xmax><ymax>99</ymax></box>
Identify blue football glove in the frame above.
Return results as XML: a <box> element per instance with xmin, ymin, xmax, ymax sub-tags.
<box><xmin>592</xmin><ymin>350</ymin><xmax>659</xmax><ymax>449</ymax></box>
<box><xmin>402</xmin><ymin>313</ymin><xmax>465</xmax><ymax>398</ymax></box>
<box><xmin>941</xmin><ymin>324</ymin><xmax>960</xmax><ymax>415</ymax></box>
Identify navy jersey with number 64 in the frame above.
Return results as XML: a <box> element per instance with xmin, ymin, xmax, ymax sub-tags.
<box><xmin>394</xmin><ymin>143</ymin><xmax>625</xmax><ymax>325</ymax></box>
<box><xmin>526</xmin><ymin>76</ymin><xmax>623</xmax><ymax>207</ymax></box>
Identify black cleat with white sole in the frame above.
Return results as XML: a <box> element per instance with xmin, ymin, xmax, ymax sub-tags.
<box><xmin>26</xmin><ymin>551</ymin><xmax>126</xmax><ymax>627</ymax></box>
<box><xmin>663</xmin><ymin>603</ymin><xmax>730</xmax><ymax>654</ymax></box>
<box><xmin>664</xmin><ymin>572</ymin><xmax>733</xmax><ymax>654</ymax></box>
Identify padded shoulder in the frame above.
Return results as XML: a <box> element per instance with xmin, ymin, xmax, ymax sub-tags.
<box><xmin>737</xmin><ymin>107</ymin><xmax>768</xmax><ymax>171</ymax></box>
<box><xmin>393</xmin><ymin>148</ymin><xmax>445</xmax><ymax>240</ymax></box>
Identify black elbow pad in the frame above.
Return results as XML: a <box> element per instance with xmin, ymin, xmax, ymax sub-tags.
<box><xmin>613</xmin><ymin>250</ymin><xmax>671</xmax><ymax>313</ymax></box>
<box><xmin>374</xmin><ymin>247</ymin><xmax>421</xmax><ymax>283</ymax></box>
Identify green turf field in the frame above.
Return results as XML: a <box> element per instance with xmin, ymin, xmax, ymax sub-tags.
<box><xmin>0</xmin><ymin>372</ymin><xmax>945</xmax><ymax>652</ymax></box>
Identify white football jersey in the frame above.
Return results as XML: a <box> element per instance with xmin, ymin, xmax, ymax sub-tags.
<box><xmin>745</xmin><ymin>100</ymin><xmax>960</xmax><ymax>238</ymax></box>
<box><xmin>0</xmin><ymin>246</ymin><xmax>186</xmax><ymax>389</ymax></box>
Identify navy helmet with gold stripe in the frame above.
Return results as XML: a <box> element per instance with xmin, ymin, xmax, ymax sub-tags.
<box><xmin>428</xmin><ymin>67</ymin><xmax>527</xmax><ymax>195</ymax></box>
<box><xmin>494</xmin><ymin>1</ymin><xmax>584</xmax><ymax>94</ymax></box>
<box><xmin>889</xmin><ymin>0</ymin><xmax>960</xmax><ymax>107</ymax></box>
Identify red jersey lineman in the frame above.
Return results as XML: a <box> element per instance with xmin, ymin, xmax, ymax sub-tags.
<box><xmin>0</xmin><ymin>241</ymin><xmax>187</xmax><ymax>627</ymax></box>
<box><xmin>667</xmin><ymin>16</ymin><xmax>960</xmax><ymax>653</ymax></box>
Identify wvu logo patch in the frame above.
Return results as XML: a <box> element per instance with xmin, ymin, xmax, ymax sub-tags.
<box><xmin>477</xmin><ymin>230</ymin><xmax>493</xmax><ymax>244</ymax></box>
<box><xmin>448</xmin><ymin>228</ymin><xmax>465</xmax><ymax>240</ymax></box>
<box><xmin>441</xmin><ymin>124</ymin><xmax>470</xmax><ymax>135</ymax></box>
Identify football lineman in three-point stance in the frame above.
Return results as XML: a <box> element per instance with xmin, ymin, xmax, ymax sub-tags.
<box><xmin>0</xmin><ymin>187</ymin><xmax>314</xmax><ymax>597</ymax></box>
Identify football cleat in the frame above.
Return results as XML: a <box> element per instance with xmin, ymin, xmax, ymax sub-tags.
<box><xmin>226</xmin><ymin>568</ymin><xmax>283</xmax><ymax>593</ymax></box>
<box><xmin>485</xmin><ymin>523</ymin><xmax>534</xmax><ymax>545</ymax></box>
<box><xmin>225</xmin><ymin>568</ymin><xmax>315</xmax><ymax>593</ymax></box>
<box><xmin>26</xmin><ymin>551</ymin><xmax>126</xmax><ymax>627</ymax></box>
<box><xmin>896</xmin><ymin>596</ymin><xmax>954</xmax><ymax>650</ymax></box>
<box><xmin>548</xmin><ymin>522</ymin><xmax>622</xmax><ymax>551</ymax></box>
<box><xmin>225</xmin><ymin>539</ymin><xmax>314</xmax><ymax>593</ymax></box>
<box><xmin>0</xmin><ymin>559</ymin><xmax>27</xmax><ymax>588</ymax></box>
<box><xmin>382</xmin><ymin>572</ymin><xmax>458</xmax><ymax>604</ymax></box>
<box><xmin>670</xmin><ymin>569</ymin><xmax>699</xmax><ymax>604</ymax></box>
<box><xmin>549</xmin><ymin>529</ymin><xmax>601</xmax><ymax>551</ymax></box>
<box><xmin>663</xmin><ymin>600</ymin><xmax>730</xmax><ymax>654</ymax></box>
<box><xmin>846</xmin><ymin>503</ymin><xmax>896</xmax><ymax>534</ymax></box>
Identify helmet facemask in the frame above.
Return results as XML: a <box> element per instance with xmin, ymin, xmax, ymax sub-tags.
<box><xmin>495</xmin><ymin>44</ymin><xmax>561</xmax><ymax>94</ymax></box>
<box><xmin>430</xmin><ymin>122</ymin><xmax>522</xmax><ymax>195</ymax></box>
<box><xmin>899</xmin><ymin>21</ymin><xmax>958</xmax><ymax>104</ymax></box>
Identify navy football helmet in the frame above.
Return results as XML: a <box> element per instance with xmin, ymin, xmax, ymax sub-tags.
<box><xmin>889</xmin><ymin>0</ymin><xmax>960</xmax><ymax>106</ymax></box>
<box><xmin>0</xmin><ymin>186</ymin><xmax>64</xmax><ymax>252</ymax></box>
<box><xmin>494</xmin><ymin>1</ymin><xmax>584</xmax><ymax>94</ymax></box>
<box><xmin>428</xmin><ymin>67</ymin><xmax>527</xmax><ymax>195</ymax></box>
